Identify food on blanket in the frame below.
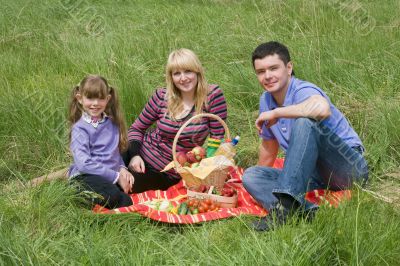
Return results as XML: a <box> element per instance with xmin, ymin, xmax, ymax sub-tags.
<box><xmin>204</xmin><ymin>198</ymin><xmax>212</xmax><ymax>205</ymax></box>
<box><xmin>186</xmin><ymin>199</ymin><xmax>198</xmax><ymax>214</ymax></box>
<box><xmin>199</xmin><ymin>184</ymin><xmax>207</xmax><ymax>193</ymax></box>
<box><xmin>221</xmin><ymin>187</ymin><xmax>236</xmax><ymax>197</ymax></box>
<box><xmin>170</xmin><ymin>206</ymin><xmax>179</xmax><ymax>214</ymax></box>
<box><xmin>189</xmin><ymin>185</ymin><xmax>236</xmax><ymax>197</ymax></box>
<box><xmin>200</xmin><ymin>199</ymin><xmax>220</xmax><ymax>212</ymax></box>
<box><xmin>198</xmin><ymin>206</ymin><xmax>205</xmax><ymax>213</ymax></box>
<box><xmin>158</xmin><ymin>200</ymin><xmax>173</xmax><ymax>212</ymax></box>
<box><xmin>143</xmin><ymin>199</ymin><xmax>174</xmax><ymax>212</ymax></box>
<box><xmin>192</xmin><ymin>146</ymin><xmax>206</xmax><ymax>161</ymax></box>
<box><xmin>212</xmin><ymin>187</ymin><xmax>221</xmax><ymax>196</ymax></box>
<box><xmin>188</xmin><ymin>199</ymin><xmax>220</xmax><ymax>213</ymax></box>
<box><xmin>176</xmin><ymin>151</ymin><xmax>188</xmax><ymax>166</ymax></box>
<box><xmin>187</xmin><ymin>199</ymin><xmax>200</xmax><ymax>208</ymax></box>
<box><xmin>176</xmin><ymin>198</ymin><xmax>220</xmax><ymax>214</ymax></box>
<box><xmin>199</xmin><ymin>201</ymin><xmax>208</xmax><ymax>210</ymax></box>
<box><xmin>178</xmin><ymin>202</ymin><xmax>188</xmax><ymax>215</ymax></box>
<box><xmin>209</xmin><ymin>203</ymin><xmax>217</xmax><ymax>211</ymax></box>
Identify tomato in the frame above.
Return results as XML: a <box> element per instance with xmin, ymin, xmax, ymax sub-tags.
<box><xmin>193</xmin><ymin>199</ymin><xmax>200</xmax><ymax>207</ymax></box>
<box><xmin>198</xmin><ymin>206</ymin><xmax>205</xmax><ymax>213</ymax></box>
<box><xmin>204</xmin><ymin>198</ymin><xmax>212</xmax><ymax>206</ymax></box>
<box><xmin>208</xmin><ymin>203</ymin><xmax>214</xmax><ymax>210</ymax></box>
<box><xmin>187</xmin><ymin>199</ymin><xmax>193</xmax><ymax>207</ymax></box>
<box><xmin>200</xmin><ymin>201</ymin><xmax>209</xmax><ymax>211</ymax></box>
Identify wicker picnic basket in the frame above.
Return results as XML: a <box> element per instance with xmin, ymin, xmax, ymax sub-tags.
<box><xmin>172</xmin><ymin>113</ymin><xmax>233</xmax><ymax>190</ymax></box>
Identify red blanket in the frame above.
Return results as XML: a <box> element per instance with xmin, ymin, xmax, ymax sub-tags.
<box><xmin>93</xmin><ymin>158</ymin><xmax>351</xmax><ymax>224</ymax></box>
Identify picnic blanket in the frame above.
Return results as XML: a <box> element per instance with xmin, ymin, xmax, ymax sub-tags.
<box><xmin>93</xmin><ymin>158</ymin><xmax>351</xmax><ymax>224</ymax></box>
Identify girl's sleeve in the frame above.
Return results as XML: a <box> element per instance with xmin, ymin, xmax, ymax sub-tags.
<box><xmin>207</xmin><ymin>85</ymin><xmax>227</xmax><ymax>139</ymax></box>
<box><xmin>127</xmin><ymin>88</ymin><xmax>164</xmax><ymax>157</ymax></box>
<box><xmin>71</xmin><ymin>126</ymin><xmax>118</xmax><ymax>183</ymax></box>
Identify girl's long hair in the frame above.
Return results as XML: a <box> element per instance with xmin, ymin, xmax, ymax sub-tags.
<box><xmin>165</xmin><ymin>49</ymin><xmax>209</xmax><ymax>120</ymax></box>
<box><xmin>68</xmin><ymin>75</ymin><xmax>128</xmax><ymax>152</ymax></box>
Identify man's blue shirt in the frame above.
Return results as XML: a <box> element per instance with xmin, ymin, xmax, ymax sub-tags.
<box><xmin>259</xmin><ymin>76</ymin><xmax>363</xmax><ymax>152</ymax></box>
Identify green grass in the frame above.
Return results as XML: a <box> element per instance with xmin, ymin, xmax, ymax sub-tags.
<box><xmin>1</xmin><ymin>0</ymin><xmax>400</xmax><ymax>265</ymax></box>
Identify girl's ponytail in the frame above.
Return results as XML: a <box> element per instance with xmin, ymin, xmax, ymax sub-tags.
<box><xmin>68</xmin><ymin>86</ymin><xmax>82</xmax><ymax>125</ymax></box>
<box><xmin>107</xmin><ymin>86</ymin><xmax>128</xmax><ymax>152</ymax></box>
<box><xmin>68</xmin><ymin>85</ymin><xmax>82</xmax><ymax>143</ymax></box>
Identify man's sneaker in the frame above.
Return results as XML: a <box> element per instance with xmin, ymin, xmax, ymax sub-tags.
<box><xmin>251</xmin><ymin>203</ymin><xmax>290</xmax><ymax>232</ymax></box>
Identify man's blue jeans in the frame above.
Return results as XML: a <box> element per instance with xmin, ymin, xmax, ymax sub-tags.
<box><xmin>242</xmin><ymin>118</ymin><xmax>369</xmax><ymax>211</ymax></box>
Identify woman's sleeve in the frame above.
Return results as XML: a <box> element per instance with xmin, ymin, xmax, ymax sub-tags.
<box><xmin>127</xmin><ymin>88</ymin><xmax>164</xmax><ymax>157</ymax></box>
<box><xmin>71</xmin><ymin>126</ymin><xmax>118</xmax><ymax>183</ymax></box>
<box><xmin>207</xmin><ymin>85</ymin><xmax>227</xmax><ymax>139</ymax></box>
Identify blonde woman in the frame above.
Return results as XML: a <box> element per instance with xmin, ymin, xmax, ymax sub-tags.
<box><xmin>125</xmin><ymin>48</ymin><xmax>227</xmax><ymax>193</ymax></box>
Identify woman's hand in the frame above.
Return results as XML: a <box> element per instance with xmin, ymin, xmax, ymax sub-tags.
<box><xmin>118</xmin><ymin>168</ymin><xmax>134</xmax><ymax>194</ymax></box>
<box><xmin>128</xmin><ymin>155</ymin><xmax>146</xmax><ymax>173</ymax></box>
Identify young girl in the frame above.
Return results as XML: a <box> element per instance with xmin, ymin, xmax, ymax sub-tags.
<box><xmin>68</xmin><ymin>75</ymin><xmax>134</xmax><ymax>209</ymax></box>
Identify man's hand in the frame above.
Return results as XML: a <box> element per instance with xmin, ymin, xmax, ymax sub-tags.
<box><xmin>256</xmin><ymin>110</ymin><xmax>277</xmax><ymax>133</ymax></box>
<box><xmin>118</xmin><ymin>168</ymin><xmax>134</xmax><ymax>194</ymax></box>
<box><xmin>128</xmin><ymin>155</ymin><xmax>146</xmax><ymax>173</ymax></box>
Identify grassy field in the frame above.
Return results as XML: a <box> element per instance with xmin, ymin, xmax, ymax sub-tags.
<box><xmin>1</xmin><ymin>0</ymin><xmax>400</xmax><ymax>265</ymax></box>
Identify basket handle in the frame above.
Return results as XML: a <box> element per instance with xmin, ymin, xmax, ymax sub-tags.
<box><xmin>172</xmin><ymin>113</ymin><xmax>231</xmax><ymax>168</ymax></box>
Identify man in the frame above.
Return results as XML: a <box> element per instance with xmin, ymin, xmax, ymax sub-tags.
<box><xmin>242</xmin><ymin>41</ymin><xmax>368</xmax><ymax>231</ymax></box>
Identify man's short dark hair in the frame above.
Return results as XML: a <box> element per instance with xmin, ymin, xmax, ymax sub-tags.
<box><xmin>252</xmin><ymin>41</ymin><xmax>293</xmax><ymax>72</ymax></box>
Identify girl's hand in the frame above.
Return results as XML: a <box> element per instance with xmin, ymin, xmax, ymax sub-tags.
<box><xmin>128</xmin><ymin>155</ymin><xmax>146</xmax><ymax>173</ymax></box>
<box><xmin>118</xmin><ymin>168</ymin><xmax>134</xmax><ymax>194</ymax></box>
<box><xmin>255</xmin><ymin>111</ymin><xmax>277</xmax><ymax>133</ymax></box>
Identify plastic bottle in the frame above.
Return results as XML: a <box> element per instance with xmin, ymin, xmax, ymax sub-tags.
<box><xmin>206</xmin><ymin>137</ymin><xmax>222</xmax><ymax>158</ymax></box>
<box><xmin>214</xmin><ymin>136</ymin><xmax>240</xmax><ymax>160</ymax></box>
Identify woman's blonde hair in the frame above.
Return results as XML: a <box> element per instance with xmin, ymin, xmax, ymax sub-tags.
<box><xmin>68</xmin><ymin>75</ymin><xmax>128</xmax><ymax>152</ymax></box>
<box><xmin>165</xmin><ymin>48</ymin><xmax>209</xmax><ymax>120</ymax></box>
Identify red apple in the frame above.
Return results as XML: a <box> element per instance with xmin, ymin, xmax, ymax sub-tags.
<box><xmin>186</xmin><ymin>151</ymin><xmax>197</xmax><ymax>163</ymax></box>
<box><xmin>199</xmin><ymin>184</ymin><xmax>207</xmax><ymax>193</ymax></box>
<box><xmin>176</xmin><ymin>151</ymin><xmax>188</xmax><ymax>166</ymax></box>
<box><xmin>222</xmin><ymin>187</ymin><xmax>236</xmax><ymax>197</ymax></box>
<box><xmin>192</xmin><ymin>146</ymin><xmax>206</xmax><ymax>161</ymax></box>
